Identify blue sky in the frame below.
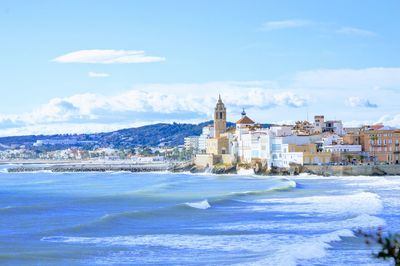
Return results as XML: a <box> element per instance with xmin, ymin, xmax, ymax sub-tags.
<box><xmin>1</xmin><ymin>0</ymin><xmax>400</xmax><ymax>136</ymax></box>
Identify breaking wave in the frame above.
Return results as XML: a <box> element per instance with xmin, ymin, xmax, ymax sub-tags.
<box><xmin>184</xmin><ymin>200</ymin><xmax>211</xmax><ymax>210</ymax></box>
<box><xmin>231</xmin><ymin>180</ymin><xmax>296</xmax><ymax>196</ymax></box>
<box><xmin>248</xmin><ymin>191</ymin><xmax>383</xmax><ymax>216</ymax></box>
<box><xmin>41</xmin><ymin>229</ymin><xmax>354</xmax><ymax>266</ymax></box>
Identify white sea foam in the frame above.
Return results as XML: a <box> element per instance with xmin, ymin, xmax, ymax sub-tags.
<box><xmin>248</xmin><ymin>192</ymin><xmax>383</xmax><ymax>216</ymax></box>
<box><xmin>341</xmin><ymin>175</ymin><xmax>400</xmax><ymax>190</ymax></box>
<box><xmin>184</xmin><ymin>200</ymin><xmax>211</xmax><ymax>209</ymax></box>
<box><xmin>42</xmin><ymin>229</ymin><xmax>353</xmax><ymax>266</ymax></box>
<box><xmin>237</xmin><ymin>168</ymin><xmax>255</xmax><ymax>176</ymax></box>
<box><xmin>208</xmin><ymin>214</ymin><xmax>385</xmax><ymax>232</ymax></box>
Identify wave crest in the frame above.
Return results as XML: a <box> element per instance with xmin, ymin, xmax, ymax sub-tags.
<box><xmin>184</xmin><ymin>200</ymin><xmax>211</xmax><ymax>210</ymax></box>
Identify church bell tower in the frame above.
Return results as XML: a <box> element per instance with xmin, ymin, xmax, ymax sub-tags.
<box><xmin>214</xmin><ymin>94</ymin><xmax>227</xmax><ymax>138</ymax></box>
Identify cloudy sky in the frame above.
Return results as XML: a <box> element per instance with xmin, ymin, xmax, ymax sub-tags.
<box><xmin>0</xmin><ymin>0</ymin><xmax>399</xmax><ymax>136</ymax></box>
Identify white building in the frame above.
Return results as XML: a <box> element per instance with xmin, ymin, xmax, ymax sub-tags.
<box><xmin>324</xmin><ymin>120</ymin><xmax>345</xmax><ymax>136</ymax></box>
<box><xmin>323</xmin><ymin>145</ymin><xmax>362</xmax><ymax>153</ymax></box>
<box><xmin>271</xmin><ymin>137</ymin><xmax>303</xmax><ymax>168</ymax></box>
<box><xmin>270</xmin><ymin>125</ymin><xmax>293</xmax><ymax>137</ymax></box>
<box><xmin>184</xmin><ymin>136</ymin><xmax>199</xmax><ymax>151</ymax></box>
<box><xmin>233</xmin><ymin>110</ymin><xmax>303</xmax><ymax>168</ymax></box>
<box><xmin>236</xmin><ymin>129</ymin><xmax>272</xmax><ymax>165</ymax></box>
<box><xmin>198</xmin><ymin>125</ymin><xmax>214</xmax><ymax>153</ymax></box>
<box><xmin>321</xmin><ymin>134</ymin><xmax>342</xmax><ymax>146</ymax></box>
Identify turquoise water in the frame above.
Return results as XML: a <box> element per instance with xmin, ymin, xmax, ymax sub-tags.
<box><xmin>0</xmin><ymin>165</ymin><xmax>399</xmax><ymax>265</ymax></box>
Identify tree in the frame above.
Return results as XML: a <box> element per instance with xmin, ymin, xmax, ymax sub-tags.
<box><xmin>357</xmin><ymin>228</ymin><xmax>400</xmax><ymax>266</ymax></box>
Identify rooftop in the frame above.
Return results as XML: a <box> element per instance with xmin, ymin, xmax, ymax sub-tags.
<box><xmin>236</xmin><ymin>116</ymin><xmax>255</xmax><ymax>125</ymax></box>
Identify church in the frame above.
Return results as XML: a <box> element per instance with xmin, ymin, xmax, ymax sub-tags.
<box><xmin>206</xmin><ymin>95</ymin><xmax>229</xmax><ymax>155</ymax></box>
<box><xmin>195</xmin><ymin>95</ymin><xmax>254</xmax><ymax>167</ymax></box>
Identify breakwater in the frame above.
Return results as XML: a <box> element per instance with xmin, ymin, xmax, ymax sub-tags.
<box><xmin>303</xmin><ymin>164</ymin><xmax>400</xmax><ymax>176</ymax></box>
<box><xmin>7</xmin><ymin>163</ymin><xmax>171</xmax><ymax>173</ymax></box>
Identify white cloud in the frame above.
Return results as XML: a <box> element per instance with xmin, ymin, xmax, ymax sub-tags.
<box><xmin>0</xmin><ymin>84</ymin><xmax>310</xmax><ymax>136</ymax></box>
<box><xmin>293</xmin><ymin>67</ymin><xmax>400</xmax><ymax>89</ymax></box>
<box><xmin>261</xmin><ymin>19</ymin><xmax>312</xmax><ymax>31</ymax></box>
<box><xmin>346</xmin><ymin>97</ymin><xmax>378</xmax><ymax>108</ymax></box>
<box><xmin>53</xmin><ymin>50</ymin><xmax>165</xmax><ymax>64</ymax></box>
<box><xmin>88</xmin><ymin>71</ymin><xmax>110</xmax><ymax>78</ymax></box>
<box><xmin>337</xmin><ymin>27</ymin><xmax>376</xmax><ymax>37</ymax></box>
<box><xmin>2</xmin><ymin>65</ymin><xmax>400</xmax><ymax>136</ymax></box>
<box><xmin>377</xmin><ymin>114</ymin><xmax>400</xmax><ymax>128</ymax></box>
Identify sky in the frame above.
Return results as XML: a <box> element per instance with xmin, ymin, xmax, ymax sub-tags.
<box><xmin>0</xmin><ymin>0</ymin><xmax>400</xmax><ymax>136</ymax></box>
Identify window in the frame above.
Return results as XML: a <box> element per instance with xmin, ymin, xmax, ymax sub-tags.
<box><xmin>219</xmin><ymin>112</ymin><xmax>223</xmax><ymax>119</ymax></box>
<box><xmin>272</xmin><ymin>144</ymin><xmax>281</xmax><ymax>151</ymax></box>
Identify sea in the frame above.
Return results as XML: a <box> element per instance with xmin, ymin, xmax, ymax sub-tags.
<box><xmin>0</xmin><ymin>164</ymin><xmax>399</xmax><ymax>265</ymax></box>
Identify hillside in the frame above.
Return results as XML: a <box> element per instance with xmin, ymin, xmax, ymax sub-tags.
<box><xmin>0</xmin><ymin>121</ymin><xmax>238</xmax><ymax>150</ymax></box>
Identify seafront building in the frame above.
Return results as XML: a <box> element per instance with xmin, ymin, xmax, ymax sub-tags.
<box><xmin>359</xmin><ymin>125</ymin><xmax>400</xmax><ymax>164</ymax></box>
<box><xmin>193</xmin><ymin>95</ymin><xmax>400</xmax><ymax>169</ymax></box>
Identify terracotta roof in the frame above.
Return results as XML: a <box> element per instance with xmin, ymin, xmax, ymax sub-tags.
<box><xmin>236</xmin><ymin>116</ymin><xmax>255</xmax><ymax>125</ymax></box>
<box><xmin>370</xmin><ymin>124</ymin><xmax>384</xmax><ymax>130</ymax></box>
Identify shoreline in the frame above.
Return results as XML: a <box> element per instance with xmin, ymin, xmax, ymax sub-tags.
<box><xmin>2</xmin><ymin>160</ymin><xmax>400</xmax><ymax>176</ymax></box>
<box><xmin>4</xmin><ymin>162</ymin><xmax>172</xmax><ymax>173</ymax></box>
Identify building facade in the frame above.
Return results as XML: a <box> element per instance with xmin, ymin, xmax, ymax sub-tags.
<box><xmin>360</xmin><ymin>127</ymin><xmax>400</xmax><ymax>164</ymax></box>
<box><xmin>213</xmin><ymin>94</ymin><xmax>227</xmax><ymax>138</ymax></box>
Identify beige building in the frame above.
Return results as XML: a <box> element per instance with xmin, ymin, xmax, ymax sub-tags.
<box><xmin>195</xmin><ymin>96</ymin><xmax>233</xmax><ymax>167</ymax></box>
<box><xmin>343</xmin><ymin>132</ymin><xmax>361</xmax><ymax>145</ymax></box>
<box><xmin>206</xmin><ymin>136</ymin><xmax>229</xmax><ymax>155</ymax></box>
<box><xmin>289</xmin><ymin>143</ymin><xmax>332</xmax><ymax>165</ymax></box>
<box><xmin>360</xmin><ymin>125</ymin><xmax>400</xmax><ymax>164</ymax></box>
<box><xmin>313</xmin><ymin>115</ymin><xmax>324</xmax><ymax>133</ymax></box>
<box><xmin>213</xmin><ymin>94</ymin><xmax>226</xmax><ymax>138</ymax></box>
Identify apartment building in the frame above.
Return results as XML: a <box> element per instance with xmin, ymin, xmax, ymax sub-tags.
<box><xmin>360</xmin><ymin>126</ymin><xmax>400</xmax><ymax>164</ymax></box>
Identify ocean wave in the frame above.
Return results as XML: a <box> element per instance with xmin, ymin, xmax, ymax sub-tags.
<box><xmin>340</xmin><ymin>175</ymin><xmax>400</xmax><ymax>190</ymax></box>
<box><xmin>41</xmin><ymin>229</ymin><xmax>353</xmax><ymax>266</ymax></box>
<box><xmin>230</xmin><ymin>180</ymin><xmax>296</xmax><ymax>196</ymax></box>
<box><xmin>247</xmin><ymin>191</ymin><xmax>383</xmax><ymax>216</ymax></box>
<box><xmin>0</xmin><ymin>204</ymin><xmax>48</xmax><ymax>213</ymax></box>
<box><xmin>66</xmin><ymin>201</ymin><xmax>217</xmax><ymax>232</ymax></box>
<box><xmin>235</xmin><ymin>229</ymin><xmax>354</xmax><ymax>266</ymax></box>
<box><xmin>205</xmin><ymin>214</ymin><xmax>385</xmax><ymax>233</ymax></box>
<box><xmin>184</xmin><ymin>200</ymin><xmax>211</xmax><ymax>210</ymax></box>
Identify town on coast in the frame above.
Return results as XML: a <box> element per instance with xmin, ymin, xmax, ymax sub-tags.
<box><xmin>3</xmin><ymin>95</ymin><xmax>400</xmax><ymax>176</ymax></box>
<box><xmin>186</xmin><ymin>95</ymin><xmax>400</xmax><ymax>176</ymax></box>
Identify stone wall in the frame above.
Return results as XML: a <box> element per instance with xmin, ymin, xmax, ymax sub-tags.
<box><xmin>194</xmin><ymin>154</ymin><xmax>220</xmax><ymax>168</ymax></box>
<box><xmin>221</xmin><ymin>154</ymin><xmax>236</xmax><ymax>165</ymax></box>
<box><xmin>303</xmin><ymin>164</ymin><xmax>400</xmax><ymax>176</ymax></box>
